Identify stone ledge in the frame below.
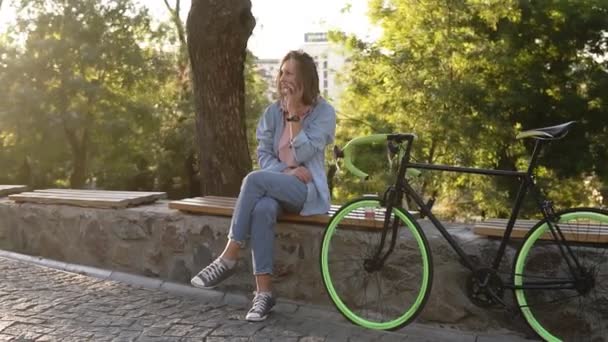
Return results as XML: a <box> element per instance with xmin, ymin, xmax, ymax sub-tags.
<box><xmin>0</xmin><ymin>198</ymin><xmax>525</xmax><ymax>331</ymax></box>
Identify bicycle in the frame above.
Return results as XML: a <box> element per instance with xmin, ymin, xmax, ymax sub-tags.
<box><xmin>320</xmin><ymin>121</ymin><xmax>607</xmax><ymax>341</ymax></box>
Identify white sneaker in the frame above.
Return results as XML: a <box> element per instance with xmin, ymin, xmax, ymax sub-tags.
<box><xmin>191</xmin><ymin>258</ymin><xmax>236</xmax><ymax>289</ymax></box>
<box><xmin>245</xmin><ymin>292</ymin><xmax>275</xmax><ymax>322</ymax></box>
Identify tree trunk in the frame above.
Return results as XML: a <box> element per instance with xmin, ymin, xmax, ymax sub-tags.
<box><xmin>186</xmin><ymin>0</ymin><xmax>255</xmax><ymax>196</ymax></box>
<box><xmin>65</xmin><ymin>126</ymin><xmax>88</xmax><ymax>188</ymax></box>
<box><xmin>59</xmin><ymin>86</ymin><xmax>88</xmax><ymax>189</ymax></box>
<box><xmin>70</xmin><ymin>149</ymin><xmax>87</xmax><ymax>188</ymax></box>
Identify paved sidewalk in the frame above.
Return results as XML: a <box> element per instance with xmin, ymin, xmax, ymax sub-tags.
<box><xmin>0</xmin><ymin>252</ymin><xmax>537</xmax><ymax>341</ymax></box>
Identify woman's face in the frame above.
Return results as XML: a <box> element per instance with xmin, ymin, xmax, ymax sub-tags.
<box><xmin>279</xmin><ymin>58</ymin><xmax>300</xmax><ymax>97</ymax></box>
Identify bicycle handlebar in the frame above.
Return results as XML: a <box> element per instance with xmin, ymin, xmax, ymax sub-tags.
<box><xmin>342</xmin><ymin>134</ymin><xmax>389</xmax><ymax>179</ymax></box>
<box><xmin>339</xmin><ymin>133</ymin><xmax>421</xmax><ymax>180</ymax></box>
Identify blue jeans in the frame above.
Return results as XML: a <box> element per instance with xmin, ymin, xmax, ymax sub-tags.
<box><xmin>228</xmin><ymin>170</ymin><xmax>307</xmax><ymax>275</ymax></box>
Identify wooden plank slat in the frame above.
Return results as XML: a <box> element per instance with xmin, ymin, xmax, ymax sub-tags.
<box><xmin>34</xmin><ymin>189</ymin><xmax>166</xmax><ymax>204</ymax></box>
<box><xmin>479</xmin><ymin>219</ymin><xmax>537</xmax><ymax>226</ymax></box>
<box><xmin>34</xmin><ymin>190</ymin><xmax>165</xmax><ymax>198</ymax></box>
<box><xmin>0</xmin><ymin>185</ymin><xmax>28</xmax><ymax>197</ymax></box>
<box><xmin>9</xmin><ymin>192</ymin><xmax>129</xmax><ymax>201</ymax></box>
<box><xmin>202</xmin><ymin>195</ymin><xmax>345</xmax><ymax>212</ymax></box>
<box><xmin>32</xmin><ymin>191</ymin><xmax>165</xmax><ymax>206</ymax></box>
<box><xmin>169</xmin><ymin>201</ymin><xmax>236</xmax><ymax>216</ymax></box>
<box><xmin>203</xmin><ymin>196</ymin><xmax>238</xmax><ymax>203</ymax></box>
<box><xmin>39</xmin><ymin>189</ymin><xmax>166</xmax><ymax>196</ymax></box>
<box><xmin>474</xmin><ymin>226</ymin><xmax>608</xmax><ymax>243</ymax></box>
<box><xmin>9</xmin><ymin>194</ymin><xmax>128</xmax><ymax>209</ymax></box>
<box><xmin>169</xmin><ymin>199</ymin><xmax>332</xmax><ymax>224</ymax></box>
<box><xmin>176</xmin><ymin>197</ymin><xmax>335</xmax><ymax>214</ymax></box>
<box><xmin>24</xmin><ymin>191</ymin><xmax>149</xmax><ymax>200</ymax></box>
<box><xmin>169</xmin><ymin>196</ymin><xmax>416</xmax><ymax>231</ymax></box>
<box><xmin>9</xmin><ymin>189</ymin><xmax>167</xmax><ymax>209</ymax></box>
<box><xmin>474</xmin><ymin>219</ymin><xmax>607</xmax><ymax>244</ymax></box>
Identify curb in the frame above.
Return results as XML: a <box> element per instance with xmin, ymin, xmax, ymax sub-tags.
<box><xmin>0</xmin><ymin>249</ymin><xmax>228</xmax><ymax>304</ymax></box>
<box><xmin>0</xmin><ymin>249</ymin><xmax>338</xmax><ymax>317</ymax></box>
<box><xmin>0</xmin><ymin>249</ymin><xmax>538</xmax><ymax>341</ymax></box>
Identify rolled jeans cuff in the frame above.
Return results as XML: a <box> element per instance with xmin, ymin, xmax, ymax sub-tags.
<box><xmin>229</xmin><ymin>238</ymin><xmax>247</xmax><ymax>249</ymax></box>
<box><xmin>253</xmin><ymin>269</ymin><xmax>273</xmax><ymax>276</ymax></box>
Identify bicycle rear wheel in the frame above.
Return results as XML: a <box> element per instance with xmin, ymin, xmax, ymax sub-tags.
<box><xmin>320</xmin><ymin>197</ymin><xmax>432</xmax><ymax>331</ymax></box>
<box><xmin>513</xmin><ymin>208</ymin><xmax>608</xmax><ymax>341</ymax></box>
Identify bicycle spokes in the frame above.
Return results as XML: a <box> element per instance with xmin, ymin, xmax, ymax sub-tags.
<box><xmin>514</xmin><ymin>209</ymin><xmax>608</xmax><ymax>341</ymax></box>
<box><xmin>320</xmin><ymin>197</ymin><xmax>433</xmax><ymax>330</ymax></box>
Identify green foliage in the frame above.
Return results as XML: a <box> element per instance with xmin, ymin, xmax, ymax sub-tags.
<box><xmin>0</xmin><ymin>0</ymin><xmax>269</xmax><ymax>198</ymax></box>
<box><xmin>332</xmin><ymin>0</ymin><xmax>608</xmax><ymax>217</ymax></box>
<box><xmin>1</xmin><ymin>0</ymin><xmax>605</xmax><ymax>214</ymax></box>
<box><xmin>0</xmin><ymin>0</ymin><xmax>170</xmax><ymax>188</ymax></box>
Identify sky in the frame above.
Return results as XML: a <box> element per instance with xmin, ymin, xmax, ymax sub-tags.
<box><xmin>147</xmin><ymin>0</ymin><xmax>379</xmax><ymax>59</ymax></box>
<box><xmin>0</xmin><ymin>0</ymin><xmax>379</xmax><ymax>59</ymax></box>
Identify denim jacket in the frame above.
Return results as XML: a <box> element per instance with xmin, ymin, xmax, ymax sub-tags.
<box><xmin>256</xmin><ymin>98</ymin><xmax>336</xmax><ymax>216</ymax></box>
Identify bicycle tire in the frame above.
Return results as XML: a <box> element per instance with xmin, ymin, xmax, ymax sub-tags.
<box><xmin>513</xmin><ymin>208</ymin><xmax>608</xmax><ymax>341</ymax></box>
<box><xmin>320</xmin><ymin>197</ymin><xmax>433</xmax><ymax>331</ymax></box>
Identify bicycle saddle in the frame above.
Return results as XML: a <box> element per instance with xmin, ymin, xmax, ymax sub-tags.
<box><xmin>516</xmin><ymin>121</ymin><xmax>576</xmax><ymax>140</ymax></box>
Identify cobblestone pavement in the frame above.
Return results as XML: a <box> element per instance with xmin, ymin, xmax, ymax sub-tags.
<box><xmin>0</xmin><ymin>255</ymin><xmax>537</xmax><ymax>341</ymax></box>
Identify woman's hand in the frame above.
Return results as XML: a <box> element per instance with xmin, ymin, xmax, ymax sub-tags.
<box><xmin>283</xmin><ymin>166</ymin><xmax>312</xmax><ymax>183</ymax></box>
<box><xmin>283</xmin><ymin>83</ymin><xmax>304</xmax><ymax>117</ymax></box>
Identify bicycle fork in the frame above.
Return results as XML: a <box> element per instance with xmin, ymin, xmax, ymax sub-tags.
<box><xmin>366</xmin><ymin>188</ymin><xmax>402</xmax><ymax>272</ymax></box>
<box><xmin>533</xmin><ymin>188</ymin><xmax>589</xmax><ymax>292</ymax></box>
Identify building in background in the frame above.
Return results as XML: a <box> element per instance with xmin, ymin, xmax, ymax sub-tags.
<box><xmin>253</xmin><ymin>32</ymin><xmax>346</xmax><ymax>105</ymax></box>
<box><xmin>299</xmin><ymin>32</ymin><xmax>346</xmax><ymax>105</ymax></box>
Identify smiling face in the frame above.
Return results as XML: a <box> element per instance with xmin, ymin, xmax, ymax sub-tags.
<box><xmin>278</xmin><ymin>58</ymin><xmax>300</xmax><ymax>97</ymax></box>
<box><xmin>275</xmin><ymin>50</ymin><xmax>320</xmax><ymax>106</ymax></box>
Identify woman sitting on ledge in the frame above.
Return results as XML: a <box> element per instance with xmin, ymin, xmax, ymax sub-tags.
<box><xmin>191</xmin><ymin>50</ymin><xmax>337</xmax><ymax>322</ymax></box>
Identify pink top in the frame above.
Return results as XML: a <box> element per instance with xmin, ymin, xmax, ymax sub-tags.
<box><xmin>278</xmin><ymin>101</ymin><xmax>312</xmax><ymax>168</ymax></box>
<box><xmin>278</xmin><ymin>124</ymin><xmax>297</xmax><ymax>168</ymax></box>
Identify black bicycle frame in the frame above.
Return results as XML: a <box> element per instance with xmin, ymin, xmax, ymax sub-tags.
<box><xmin>378</xmin><ymin>135</ymin><xmax>546</xmax><ymax>273</ymax></box>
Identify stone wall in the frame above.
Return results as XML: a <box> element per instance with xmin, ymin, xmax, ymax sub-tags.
<box><xmin>0</xmin><ymin>198</ymin><xmax>527</xmax><ymax>332</ymax></box>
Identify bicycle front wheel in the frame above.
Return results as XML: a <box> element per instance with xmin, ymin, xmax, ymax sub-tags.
<box><xmin>320</xmin><ymin>197</ymin><xmax>433</xmax><ymax>331</ymax></box>
<box><xmin>513</xmin><ymin>208</ymin><xmax>608</xmax><ymax>341</ymax></box>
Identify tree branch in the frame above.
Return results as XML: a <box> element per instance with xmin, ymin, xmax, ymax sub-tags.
<box><xmin>163</xmin><ymin>0</ymin><xmax>187</xmax><ymax>50</ymax></box>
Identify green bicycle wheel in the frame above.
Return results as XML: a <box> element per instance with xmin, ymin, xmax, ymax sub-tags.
<box><xmin>513</xmin><ymin>208</ymin><xmax>608</xmax><ymax>341</ymax></box>
<box><xmin>320</xmin><ymin>197</ymin><xmax>433</xmax><ymax>331</ymax></box>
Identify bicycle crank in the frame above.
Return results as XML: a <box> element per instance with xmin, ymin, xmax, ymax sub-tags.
<box><xmin>466</xmin><ymin>268</ymin><xmax>505</xmax><ymax>308</ymax></box>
